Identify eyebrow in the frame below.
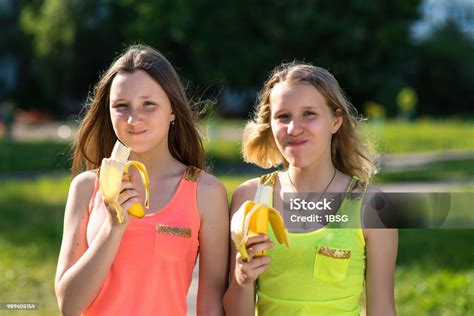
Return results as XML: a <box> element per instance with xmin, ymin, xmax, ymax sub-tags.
<box><xmin>301</xmin><ymin>105</ymin><xmax>320</xmax><ymax>110</ymax></box>
<box><xmin>110</xmin><ymin>96</ymin><xmax>156</xmax><ymax>102</ymax></box>
<box><xmin>273</xmin><ymin>105</ymin><xmax>320</xmax><ymax>112</ymax></box>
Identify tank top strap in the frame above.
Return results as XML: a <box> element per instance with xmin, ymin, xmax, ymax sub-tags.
<box><xmin>259</xmin><ymin>171</ymin><xmax>278</xmax><ymax>186</ymax></box>
<box><xmin>182</xmin><ymin>166</ymin><xmax>203</xmax><ymax>183</ymax></box>
<box><xmin>167</xmin><ymin>166</ymin><xmax>203</xmax><ymax>231</ymax></box>
<box><xmin>178</xmin><ymin>166</ymin><xmax>204</xmax><ymax>201</ymax></box>
<box><xmin>344</xmin><ymin>176</ymin><xmax>369</xmax><ymax>201</ymax></box>
<box><xmin>255</xmin><ymin>171</ymin><xmax>278</xmax><ymax>205</ymax></box>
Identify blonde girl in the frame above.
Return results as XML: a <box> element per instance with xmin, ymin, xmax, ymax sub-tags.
<box><xmin>223</xmin><ymin>62</ymin><xmax>397</xmax><ymax>315</ymax></box>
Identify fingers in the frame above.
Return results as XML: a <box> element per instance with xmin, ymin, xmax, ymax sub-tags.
<box><xmin>235</xmin><ymin>253</ymin><xmax>272</xmax><ymax>285</ymax></box>
<box><xmin>234</xmin><ymin>234</ymin><xmax>274</xmax><ymax>286</ymax></box>
<box><xmin>247</xmin><ymin>241</ymin><xmax>273</xmax><ymax>259</ymax></box>
<box><xmin>244</xmin><ymin>234</ymin><xmax>274</xmax><ymax>260</ymax></box>
<box><xmin>104</xmin><ymin>199</ymin><xmax>130</xmax><ymax>225</ymax></box>
<box><xmin>245</xmin><ymin>234</ymin><xmax>269</xmax><ymax>247</ymax></box>
<box><xmin>121</xmin><ymin>173</ymin><xmax>145</xmax><ymax>203</ymax></box>
<box><xmin>237</xmin><ymin>253</ymin><xmax>271</xmax><ymax>269</ymax></box>
<box><xmin>118</xmin><ymin>176</ymin><xmax>142</xmax><ymax>209</ymax></box>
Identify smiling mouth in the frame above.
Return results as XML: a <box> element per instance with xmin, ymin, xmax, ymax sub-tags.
<box><xmin>128</xmin><ymin>130</ymin><xmax>147</xmax><ymax>135</ymax></box>
<box><xmin>287</xmin><ymin>140</ymin><xmax>307</xmax><ymax>147</ymax></box>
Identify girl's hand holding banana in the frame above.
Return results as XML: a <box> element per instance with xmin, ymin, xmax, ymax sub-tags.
<box><xmin>104</xmin><ymin>173</ymin><xmax>144</xmax><ymax>226</ymax></box>
<box><xmin>235</xmin><ymin>234</ymin><xmax>274</xmax><ymax>286</ymax></box>
<box><xmin>230</xmin><ymin>201</ymin><xmax>290</xmax><ymax>262</ymax></box>
<box><xmin>100</xmin><ymin>140</ymin><xmax>150</xmax><ymax>224</ymax></box>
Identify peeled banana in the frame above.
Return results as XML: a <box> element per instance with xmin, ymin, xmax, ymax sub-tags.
<box><xmin>231</xmin><ymin>200</ymin><xmax>290</xmax><ymax>262</ymax></box>
<box><xmin>99</xmin><ymin>140</ymin><xmax>150</xmax><ymax>224</ymax></box>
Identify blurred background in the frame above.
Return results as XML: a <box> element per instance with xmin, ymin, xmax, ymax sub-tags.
<box><xmin>0</xmin><ymin>0</ymin><xmax>473</xmax><ymax>315</ymax></box>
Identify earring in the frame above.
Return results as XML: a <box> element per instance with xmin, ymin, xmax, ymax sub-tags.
<box><xmin>171</xmin><ymin>120</ymin><xmax>175</xmax><ymax>125</ymax></box>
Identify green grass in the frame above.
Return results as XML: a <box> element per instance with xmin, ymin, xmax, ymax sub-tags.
<box><xmin>0</xmin><ymin>141</ymin><xmax>72</xmax><ymax>173</ymax></box>
<box><xmin>373</xmin><ymin>119</ymin><xmax>474</xmax><ymax>154</ymax></box>
<box><xmin>0</xmin><ymin>176</ymin><xmax>70</xmax><ymax>315</ymax></box>
<box><xmin>0</xmin><ymin>175</ymin><xmax>472</xmax><ymax>315</ymax></box>
<box><xmin>395</xmin><ymin>229</ymin><xmax>474</xmax><ymax>315</ymax></box>
<box><xmin>374</xmin><ymin>159</ymin><xmax>474</xmax><ymax>183</ymax></box>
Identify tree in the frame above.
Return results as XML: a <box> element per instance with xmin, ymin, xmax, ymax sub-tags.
<box><xmin>14</xmin><ymin>0</ymin><xmax>422</xmax><ymax>117</ymax></box>
<box><xmin>409</xmin><ymin>21</ymin><xmax>474</xmax><ymax>117</ymax></box>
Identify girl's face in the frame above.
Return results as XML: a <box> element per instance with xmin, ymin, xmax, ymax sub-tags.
<box><xmin>269</xmin><ymin>82</ymin><xmax>342</xmax><ymax>168</ymax></box>
<box><xmin>109</xmin><ymin>69</ymin><xmax>175</xmax><ymax>154</ymax></box>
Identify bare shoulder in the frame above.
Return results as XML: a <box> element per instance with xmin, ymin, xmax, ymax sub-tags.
<box><xmin>230</xmin><ymin>177</ymin><xmax>260</xmax><ymax>214</ymax></box>
<box><xmin>66</xmin><ymin>170</ymin><xmax>98</xmax><ymax>216</ymax></box>
<box><xmin>362</xmin><ymin>184</ymin><xmax>388</xmax><ymax>239</ymax></box>
<box><xmin>196</xmin><ymin>172</ymin><xmax>228</xmax><ymax>218</ymax></box>
<box><xmin>197</xmin><ymin>171</ymin><xmax>227</xmax><ymax>195</ymax></box>
<box><xmin>366</xmin><ymin>184</ymin><xmax>383</xmax><ymax>194</ymax></box>
<box><xmin>71</xmin><ymin>170</ymin><xmax>97</xmax><ymax>189</ymax></box>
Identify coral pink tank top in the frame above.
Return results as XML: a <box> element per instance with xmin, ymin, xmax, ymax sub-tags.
<box><xmin>83</xmin><ymin>166</ymin><xmax>202</xmax><ymax>316</ymax></box>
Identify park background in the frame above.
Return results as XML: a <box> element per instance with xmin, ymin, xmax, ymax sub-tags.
<box><xmin>0</xmin><ymin>0</ymin><xmax>473</xmax><ymax>315</ymax></box>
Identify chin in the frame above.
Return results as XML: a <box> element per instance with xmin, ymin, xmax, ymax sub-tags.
<box><xmin>122</xmin><ymin>139</ymin><xmax>152</xmax><ymax>152</ymax></box>
<box><xmin>285</xmin><ymin>156</ymin><xmax>310</xmax><ymax>169</ymax></box>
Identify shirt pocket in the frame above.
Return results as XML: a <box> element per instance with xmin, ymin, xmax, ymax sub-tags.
<box><xmin>313</xmin><ymin>245</ymin><xmax>351</xmax><ymax>283</ymax></box>
<box><xmin>154</xmin><ymin>224</ymin><xmax>193</xmax><ymax>261</ymax></box>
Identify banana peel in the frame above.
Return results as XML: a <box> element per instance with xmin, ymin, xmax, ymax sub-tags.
<box><xmin>99</xmin><ymin>140</ymin><xmax>149</xmax><ymax>224</ymax></box>
<box><xmin>231</xmin><ymin>200</ymin><xmax>290</xmax><ymax>262</ymax></box>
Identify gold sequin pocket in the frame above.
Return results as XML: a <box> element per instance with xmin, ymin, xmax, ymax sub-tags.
<box><xmin>154</xmin><ymin>224</ymin><xmax>193</xmax><ymax>261</ymax></box>
<box><xmin>156</xmin><ymin>224</ymin><xmax>191</xmax><ymax>238</ymax></box>
<box><xmin>313</xmin><ymin>245</ymin><xmax>351</xmax><ymax>283</ymax></box>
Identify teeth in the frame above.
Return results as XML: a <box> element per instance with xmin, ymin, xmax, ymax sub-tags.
<box><xmin>231</xmin><ymin>200</ymin><xmax>290</xmax><ymax>262</ymax></box>
<box><xmin>99</xmin><ymin>140</ymin><xmax>150</xmax><ymax>224</ymax></box>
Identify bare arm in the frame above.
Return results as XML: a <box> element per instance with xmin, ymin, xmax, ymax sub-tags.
<box><xmin>223</xmin><ymin>179</ymin><xmax>273</xmax><ymax>316</ymax></box>
<box><xmin>55</xmin><ymin>172</ymin><xmax>139</xmax><ymax>315</ymax></box>
<box><xmin>365</xmin><ymin>228</ymin><xmax>398</xmax><ymax>315</ymax></box>
<box><xmin>195</xmin><ymin>173</ymin><xmax>230</xmax><ymax>316</ymax></box>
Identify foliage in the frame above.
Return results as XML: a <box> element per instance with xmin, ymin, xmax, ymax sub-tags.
<box><xmin>6</xmin><ymin>0</ymin><xmax>426</xmax><ymax>116</ymax></box>
<box><xmin>409</xmin><ymin>21</ymin><xmax>474</xmax><ymax>117</ymax></box>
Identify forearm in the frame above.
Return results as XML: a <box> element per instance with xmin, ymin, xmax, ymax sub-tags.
<box><xmin>366</xmin><ymin>294</ymin><xmax>396</xmax><ymax>316</ymax></box>
<box><xmin>56</xmin><ymin>223</ymin><xmax>125</xmax><ymax>315</ymax></box>
<box><xmin>367</xmin><ymin>305</ymin><xmax>396</xmax><ymax>316</ymax></box>
<box><xmin>223</xmin><ymin>279</ymin><xmax>256</xmax><ymax>316</ymax></box>
<box><xmin>196</xmin><ymin>287</ymin><xmax>225</xmax><ymax>316</ymax></box>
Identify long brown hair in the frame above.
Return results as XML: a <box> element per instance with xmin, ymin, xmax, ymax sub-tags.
<box><xmin>242</xmin><ymin>62</ymin><xmax>377</xmax><ymax>182</ymax></box>
<box><xmin>71</xmin><ymin>45</ymin><xmax>205</xmax><ymax>175</ymax></box>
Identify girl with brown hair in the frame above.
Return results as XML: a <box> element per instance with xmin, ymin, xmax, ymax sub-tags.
<box><xmin>55</xmin><ymin>45</ymin><xmax>228</xmax><ymax>315</ymax></box>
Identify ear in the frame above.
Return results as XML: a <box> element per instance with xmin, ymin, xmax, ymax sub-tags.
<box><xmin>170</xmin><ymin>111</ymin><xmax>176</xmax><ymax>122</ymax></box>
<box><xmin>331</xmin><ymin>109</ymin><xmax>343</xmax><ymax>134</ymax></box>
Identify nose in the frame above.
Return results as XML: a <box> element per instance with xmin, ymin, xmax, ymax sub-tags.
<box><xmin>287</xmin><ymin>118</ymin><xmax>303</xmax><ymax>136</ymax></box>
<box><xmin>126</xmin><ymin>108</ymin><xmax>142</xmax><ymax>125</ymax></box>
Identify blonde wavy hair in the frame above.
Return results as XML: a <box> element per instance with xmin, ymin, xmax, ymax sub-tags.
<box><xmin>242</xmin><ymin>62</ymin><xmax>377</xmax><ymax>182</ymax></box>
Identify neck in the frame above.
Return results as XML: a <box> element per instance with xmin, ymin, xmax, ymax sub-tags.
<box><xmin>129</xmin><ymin>141</ymin><xmax>184</xmax><ymax>178</ymax></box>
<box><xmin>287</xmin><ymin>157</ymin><xmax>336</xmax><ymax>192</ymax></box>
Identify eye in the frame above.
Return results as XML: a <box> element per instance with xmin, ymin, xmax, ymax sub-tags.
<box><xmin>276</xmin><ymin>113</ymin><xmax>290</xmax><ymax>120</ymax></box>
<box><xmin>112</xmin><ymin>103</ymin><xmax>128</xmax><ymax>109</ymax></box>
<box><xmin>143</xmin><ymin>101</ymin><xmax>156</xmax><ymax>107</ymax></box>
<box><xmin>303</xmin><ymin>111</ymin><xmax>316</xmax><ymax>116</ymax></box>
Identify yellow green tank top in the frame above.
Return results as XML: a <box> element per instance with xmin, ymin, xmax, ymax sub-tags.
<box><xmin>255</xmin><ymin>171</ymin><xmax>368</xmax><ymax>316</ymax></box>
